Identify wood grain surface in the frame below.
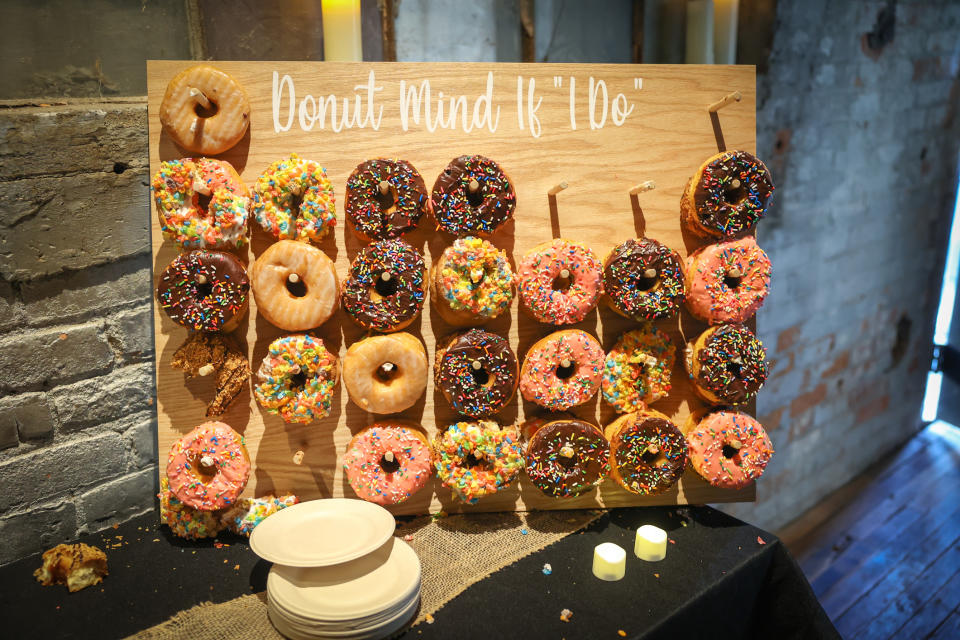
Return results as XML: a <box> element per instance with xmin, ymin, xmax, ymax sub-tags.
<box><xmin>148</xmin><ymin>61</ymin><xmax>760</xmax><ymax>514</ymax></box>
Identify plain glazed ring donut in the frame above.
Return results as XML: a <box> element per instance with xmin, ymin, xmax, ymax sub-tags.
<box><xmin>518</xmin><ymin>239</ymin><xmax>603</xmax><ymax>325</ymax></box>
<box><xmin>519</xmin><ymin>329</ymin><xmax>604</xmax><ymax>411</ymax></box>
<box><xmin>430</xmin><ymin>236</ymin><xmax>516</xmax><ymax>326</ymax></box>
<box><xmin>165</xmin><ymin>421</ymin><xmax>251</xmax><ymax>511</ymax></box>
<box><xmin>605</xmin><ymin>409</ymin><xmax>687</xmax><ymax>495</ymax></box>
<box><xmin>601</xmin><ymin>325</ymin><xmax>676</xmax><ymax>413</ymax></box>
<box><xmin>340</xmin><ymin>239</ymin><xmax>426</xmax><ymax>332</ymax></box>
<box><xmin>159</xmin><ymin>64</ymin><xmax>250</xmax><ymax>155</ymax></box>
<box><xmin>432</xmin><ymin>421</ymin><xmax>524</xmax><ymax>503</ymax></box>
<box><xmin>431</xmin><ymin>155</ymin><xmax>516</xmax><ymax>236</ymax></box>
<box><xmin>343</xmin><ymin>421</ymin><xmax>433</xmax><ymax>506</ymax></box>
<box><xmin>603</xmin><ymin>238</ymin><xmax>685</xmax><ymax>321</ymax></box>
<box><xmin>152</xmin><ymin>158</ymin><xmax>249</xmax><ymax>250</ymax></box>
<box><xmin>524</xmin><ymin>418</ymin><xmax>609</xmax><ymax>499</ymax></box>
<box><xmin>250</xmin><ymin>240</ymin><xmax>338</xmax><ymax>331</ymax></box>
<box><xmin>686</xmin><ymin>409</ymin><xmax>774</xmax><ymax>489</ymax></box>
<box><xmin>159</xmin><ymin>477</ymin><xmax>225</xmax><ymax>539</ymax></box>
<box><xmin>252</xmin><ymin>154</ymin><xmax>336</xmax><ymax>243</ymax></box>
<box><xmin>681</xmin><ymin>150</ymin><xmax>774</xmax><ymax>239</ymax></box>
<box><xmin>345</xmin><ymin>159</ymin><xmax>430</xmax><ymax>241</ymax></box>
<box><xmin>434</xmin><ymin>329</ymin><xmax>518</xmax><ymax>418</ymax></box>
<box><xmin>156</xmin><ymin>250</ymin><xmax>250</xmax><ymax>333</ymax></box>
<box><xmin>253</xmin><ymin>335</ymin><xmax>339</xmax><ymax>424</ymax></box>
<box><xmin>342</xmin><ymin>332</ymin><xmax>428</xmax><ymax>414</ymax></box>
<box><xmin>685</xmin><ymin>236</ymin><xmax>772</xmax><ymax>324</ymax></box>
<box><xmin>686</xmin><ymin>324</ymin><xmax>769</xmax><ymax>405</ymax></box>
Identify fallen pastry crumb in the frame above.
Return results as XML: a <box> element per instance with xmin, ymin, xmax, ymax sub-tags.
<box><xmin>403</xmin><ymin>534</ymin><xmax>414</xmax><ymax>542</ymax></box>
<box><xmin>425</xmin><ymin>613</ymin><xmax>435</xmax><ymax>624</ymax></box>
<box><xmin>757</xmin><ymin>536</ymin><xmax>766</xmax><ymax>545</ymax></box>
<box><xmin>560</xmin><ymin>608</ymin><xmax>573</xmax><ymax>622</ymax></box>
<box><xmin>618</xmin><ymin>631</ymin><xmax>627</xmax><ymax>637</ymax></box>
<box><xmin>654</xmin><ymin>573</ymin><xmax>660</xmax><ymax>578</ymax></box>
<box><xmin>542</xmin><ymin>563</ymin><xmax>552</xmax><ymax>575</ymax></box>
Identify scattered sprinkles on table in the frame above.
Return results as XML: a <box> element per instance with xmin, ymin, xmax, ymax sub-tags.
<box><xmin>432</xmin><ymin>421</ymin><xmax>524</xmax><ymax>504</ymax></box>
<box><xmin>525</xmin><ymin>419</ymin><xmax>610</xmax><ymax>498</ymax></box>
<box><xmin>343</xmin><ymin>423</ymin><xmax>433</xmax><ymax>506</ymax></box>
<box><xmin>252</xmin><ymin>153</ymin><xmax>336</xmax><ymax>243</ymax></box>
<box><xmin>518</xmin><ymin>239</ymin><xmax>603</xmax><ymax>325</ymax></box>
<box><xmin>341</xmin><ymin>238</ymin><xmax>425</xmax><ymax>332</ymax></box>
<box><xmin>435</xmin><ymin>329</ymin><xmax>517</xmax><ymax>418</ymax></box>
<box><xmin>604</xmin><ymin>238</ymin><xmax>685</xmax><ymax>321</ymax></box>
<box><xmin>431</xmin><ymin>155</ymin><xmax>515</xmax><ymax>236</ymax></box>
<box><xmin>345</xmin><ymin>158</ymin><xmax>429</xmax><ymax>240</ymax></box>
<box><xmin>602</xmin><ymin>325</ymin><xmax>676</xmax><ymax>413</ymax></box>
<box><xmin>435</xmin><ymin>236</ymin><xmax>516</xmax><ymax>321</ymax></box>
<box><xmin>254</xmin><ymin>335</ymin><xmax>338</xmax><ymax>424</ymax></box>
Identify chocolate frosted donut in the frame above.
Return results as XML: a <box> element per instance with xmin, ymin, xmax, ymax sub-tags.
<box><xmin>603</xmin><ymin>238</ymin><xmax>685</xmax><ymax>321</ymax></box>
<box><xmin>341</xmin><ymin>239</ymin><xmax>426</xmax><ymax>332</ymax></box>
<box><xmin>345</xmin><ymin>159</ymin><xmax>429</xmax><ymax>241</ymax></box>
<box><xmin>156</xmin><ymin>250</ymin><xmax>249</xmax><ymax>332</ymax></box>
<box><xmin>681</xmin><ymin>150</ymin><xmax>774</xmax><ymax>239</ymax></box>
<box><xmin>686</xmin><ymin>324</ymin><xmax>769</xmax><ymax>405</ymax></box>
<box><xmin>434</xmin><ymin>329</ymin><xmax>518</xmax><ymax>418</ymax></box>
<box><xmin>605</xmin><ymin>409</ymin><xmax>687</xmax><ymax>495</ymax></box>
<box><xmin>525</xmin><ymin>419</ymin><xmax>609</xmax><ymax>498</ymax></box>
<box><xmin>431</xmin><ymin>155</ymin><xmax>516</xmax><ymax>236</ymax></box>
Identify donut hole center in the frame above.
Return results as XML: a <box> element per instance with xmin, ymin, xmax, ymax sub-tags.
<box><xmin>191</xmin><ymin>455</ymin><xmax>219</xmax><ymax>482</ymax></box>
<box><xmin>372</xmin><ymin>273</ymin><xmax>399</xmax><ymax>299</ymax></box>
<box><xmin>375</xmin><ymin>363</ymin><xmax>399</xmax><ymax>383</ymax></box>
<box><xmin>635</xmin><ymin>273</ymin><xmax>658</xmax><ymax>291</ymax></box>
<box><xmin>194</xmin><ymin>279</ymin><xmax>214</xmax><ymax>299</ymax></box>
<box><xmin>556</xmin><ymin>451</ymin><xmax>577</xmax><ymax>469</ymax></box>
<box><xmin>470</xmin><ymin>366</ymin><xmax>491</xmax><ymax>387</ymax></box>
<box><xmin>194</xmin><ymin>100</ymin><xmax>219</xmax><ymax>119</ymax></box>
<box><xmin>376</xmin><ymin>184</ymin><xmax>397</xmax><ymax>211</ymax></box>
<box><xmin>552</xmin><ymin>272</ymin><xmax>574</xmax><ymax>292</ymax></box>
<box><xmin>723</xmin><ymin>182</ymin><xmax>748</xmax><ymax>205</ymax></box>
<box><xmin>556</xmin><ymin>361</ymin><xmax>577</xmax><ymax>380</ymax></box>
<box><xmin>640</xmin><ymin>448</ymin><xmax>663</xmax><ymax>466</ymax></box>
<box><xmin>379</xmin><ymin>453</ymin><xmax>401</xmax><ymax>474</ymax></box>
<box><xmin>464</xmin><ymin>452</ymin><xmax>491</xmax><ymax>470</ymax></box>
<box><xmin>466</xmin><ymin>182</ymin><xmax>484</xmax><ymax>207</ymax></box>
<box><xmin>196</xmin><ymin>192</ymin><xmax>213</xmax><ymax>215</ymax></box>
<box><xmin>723</xmin><ymin>274</ymin><xmax>743</xmax><ymax>290</ymax></box>
<box><xmin>285</xmin><ymin>277</ymin><xmax>308</xmax><ymax>298</ymax></box>
<box><xmin>726</xmin><ymin>361</ymin><xmax>743</xmax><ymax>377</ymax></box>
<box><xmin>722</xmin><ymin>445</ymin><xmax>742</xmax><ymax>461</ymax></box>
<box><xmin>288</xmin><ymin>371</ymin><xmax>309</xmax><ymax>391</ymax></box>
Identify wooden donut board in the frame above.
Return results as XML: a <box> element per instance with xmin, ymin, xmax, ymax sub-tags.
<box><xmin>147</xmin><ymin>61</ymin><xmax>759</xmax><ymax>515</ymax></box>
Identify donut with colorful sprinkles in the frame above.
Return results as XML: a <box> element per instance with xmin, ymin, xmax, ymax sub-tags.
<box><xmin>686</xmin><ymin>409</ymin><xmax>774</xmax><ymax>489</ymax></box>
<box><xmin>165</xmin><ymin>421</ymin><xmax>250</xmax><ymax>511</ymax></box>
<box><xmin>525</xmin><ymin>418</ymin><xmax>609</xmax><ymax>499</ymax></box>
<box><xmin>432</xmin><ymin>421</ymin><xmax>524</xmax><ymax>504</ymax></box>
<box><xmin>252</xmin><ymin>154</ymin><xmax>336</xmax><ymax>243</ymax></box>
<box><xmin>343</xmin><ymin>421</ymin><xmax>433</xmax><ymax>506</ymax></box>
<box><xmin>345</xmin><ymin>159</ymin><xmax>430</xmax><ymax>241</ymax></box>
<box><xmin>254</xmin><ymin>335</ymin><xmax>339</xmax><ymax>424</ymax></box>
<box><xmin>430</xmin><ymin>236</ymin><xmax>516</xmax><ymax>326</ymax></box>
<box><xmin>685</xmin><ymin>324</ymin><xmax>769</xmax><ymax>405</ymax></box>
<box><xmin>431</xmin><ymin>155</ymin><xmax>516</xmax><ymax>236</ymax></box>
<box><xmin>341</xmin><ymin>238</ymin><xmax>426</xmax><ymax>332</ymax></box>
<box><xmin>601</xmin><ymin>325</ymin><xmax>676</xmax><ymax>413</ymax></box>
<box><xmin>685</xmin><ymin>236</ymin><xmax>772</xmax><ymax>324</ymax></box>
<box><xmin>220</xmin><ymin>494</ymin><xmax>299</xmax><ymax>536</ymax></box>
<box><xmin>602</xmin><ymin>238</ymin><xmax>685</xmax><ymax>321</ymax></box>
<box><xmin>605</xmin><ymin>409</ymin><xmax>687</xmax><ymax>495</ymax></box>
<box><xmin>518</xmin><ymin>239</ymin><xmax>603</xmax><ymax>325</ymax></box>
<box><xmin>434</xmin><ymin>329</ymin><xmax>518</xmax><ymax>418</ymax></box>
<box><xmin>159</xmin><ymin>477</ymin><xmax>225</xmax><ymax>540</ymax></box>
<box><xmin>156</xmin><ymin>249</ymin><xmax>250</xmax><ymax>333</ymax></box>
<box><xmin>680</xmin><ymin>150</ymin><xmax>774</xmax><ymax>239</ymax></box>
<box><xmin>519</xmin><ymin>329</ymin><xmax>604</xmax><ymax>411</ymax></box>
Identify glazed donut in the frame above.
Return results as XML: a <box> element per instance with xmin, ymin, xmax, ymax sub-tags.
<box><xmin>686</xmin><ymin>324</ymin><xmax>769</xmax><ymax>405</ymax></box>
<box><xmin>518</xmin><ymin>239</ymin><xmax>603</xmax><ymax>325</ymax></box>
<box><xmin>430</xmin><ymin>236</ymin><xmax>516</xmax><ymax>326</ymax></box>
<box><xmin>152</xmin><ymin>158</ymin><xmax>249</xmax><ymax>250</ymax></box>
<box><xmin>602</xmin><ymin>238</ymin><xmax>685</xmax><ymax>321</ymax></box>
<box><xmin>254</xmin><ymin>335</ymin><xmax>339</xmax><ymax>424</ymax></box>
<box><xmin>342</xmin><ymin>332</ymin><xmax>428</xmax><ymax>414</ymax></box>
<box><xmin>681</xmin><ymin>150</ymin><xmax>774</xmax><ymax>239</ymax></box>
<box><xmin>601</xmin><ymin>325</ymin><xmax>676</xmax><ymax>413</ymax></box>
<box><xmin>342</xmin><ymin>421</ymin><xmax>433</xmax><ymax>505</ymax></box>
<box><xmin>524</xmin><ymin>418</ymin><xmax>609</xmax><ymax>499</ymax></box>
<box><xmin>156</xmin><ymin>250</ymin><xmax>250</xmax><ymax>333</ymax></box>
<box><xmin>345</xmin><ymin>159</ymin><xmax>430</xmax><ymax>241</ymax></box>
<box><xmin>686</xmin><ymin>410</ymin><xmax>774</xmax><ymax>489</ymax></box>
<box><xmin>250</xmin><ymin>240</ymin><xmax>338</xmax><ymax>331</ymax></box>
<box><xmin>341</xmin><ymin>239</ymin><xmax>426</xmax><ymax>332</ymax></box>
<box><xmin>165</xmin><ymin>421</ymin><xmax>251</xmax><ymax>511</ymax></box>
<box><xmin>159</xmin><ymin>64</ymin><xmax>250</xmax><ymax>155</ymax></box>
<box><xmin>431</xmin><ymin>155</ymin><xmax>516</xmax><ymax>236</ymax></box>
<box><xmin>519</xmin><ymin>330</ymin><xmax>604</xmax><ymax>411</ymax></box>
<box><xmin>220</xmin><ymin>494</ymin><xmax>299</xmax><ymax>537</ymax></box>
<box><xmin>252</xmin><ymin>154</ymin><xmax>336</xmax><ymax>243</ymax></box>
<box><xmin>685</xmin><ymin>236</ymin><xmax>772</xmax><ymax>324</ymax></box>
<box><xmin>159</xmin><ymin>477</ymin><xmax>225</xmax><ymax>540</ymax></box>
<box><xmin>434</xmin><ymin>329</ymin><xmax>518</xmax><ymax>418</ymax></box>
<box><xmin>605</xmin><ymin>409</ymin><xmax>687</xmax><ymax>495</ymax></box>
<box><xmin>432</xmin><ymin>421</ymin><xmax>524</xmax><ymax>503</ymax></box>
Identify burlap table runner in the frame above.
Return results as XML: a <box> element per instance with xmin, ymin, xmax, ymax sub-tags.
<box><xmin>129</xmin><ymin>509</ymin><xmax>602</xmax><ymax>640</ymax></box>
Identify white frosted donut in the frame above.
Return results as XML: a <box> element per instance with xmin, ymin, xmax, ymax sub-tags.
<box><xmin>250</xmin><ymin>240</ymin><xmax>338</xmax><ymax>331</ymax></box>
<box><xmin>342</xmin><ymin>333</ymin><xmax>428</xmax><ymax>414</ymax></box>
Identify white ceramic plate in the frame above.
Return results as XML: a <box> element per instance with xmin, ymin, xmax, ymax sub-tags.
<box><xmin>268</xmin><ymin>594</ymin><xmax>420</xmax><ymax>640</ymax></box>
<box><xmin>269</xmin><ymin>577</ymin><xmax>420</xmax><ymax>630</ymax></box>
<box><xmin>250</xmin><ymin>499</ymin><xmax>395</xmax><ymax>567</ymax></box>
<box><xmin>267</xmin><ymin>538</ymin><xmax>421</xmax><ymax>621</ymax></box>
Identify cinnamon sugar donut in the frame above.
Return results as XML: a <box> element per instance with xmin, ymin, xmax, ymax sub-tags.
<box><xmin>159</xmin><ymin>65</ymin><xmax>250</xmax><ymax>155</ymax></box>
<box><xmin>431</xmin><ymin>155</ymin><xmax>516</xmax><ymax>236</ymax></box>
<box><xmin>681</xmin><ymin>150</ymin><xmax>774</xmax><ymax>239</ymax></box>
<box><xmin>250</xmin><ymin>240</ymin><xmax>338</xmax><ymax>331</ymax></box>
<box><xmin>685</xmin><ymin>236</ymin><xmax>772</xmax><ymax>324</ymax></box>
<box><xmin>345</xmin><ymin>159</ymin><xmax>430</xmax><ymax>241</ymax></box>
<box><xmin>518</xmin><ymin>239</ymin><xmax>603</xmax><ymax>325</ymax></box>
<box><xmin>342</xmin><ymin>333</ymin><xmax>428</xmax><ymax>414</ymax></box>
<box><xmin>605</xmin><ymin>409</ymin><xmax>687</xmax><ymax>496</ymax></box>
<box><xmin>519</xmin><ymin>330</ymin><xmax>604</xmax><ymax>411</ymax></box>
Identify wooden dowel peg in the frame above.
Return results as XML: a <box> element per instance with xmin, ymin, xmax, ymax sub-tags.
<box><xmin>560</xmin><ymin>445</ymin><xmax>575</xmax><ymax>458</ymax></box>
<box><xmin>293</xmin><ymin>450</ymin><xmax>305</xmax><ymax>465</ymax></box>
<box><xmin>381</xmin><ymin>362</ymin><xmax>395</xmax><ymax>373</ymax></box>
<box><xmin>468</xmin><ymin>178</ymin><xmax>480</xmax><ymax>193</ymax></box>
<box><xmin>643</xmin><ymin>268</ymin><xmax>657</xmax><ymax>279</ymax></box>
<box><xmin>548</xmin><ymin>181</ymin><xmax>569</xmax><ymax>196</ymax></box>
<box><xmin>196</xmin><ymin>274</ymin><xmax>208</xmax><ymax>285</ymax></box>
<box><xmin>629</xmin><ymin>180</ymin><xmax>656</xmax><ymax>196</ymax></box>
<box><xmin>380</xmin><ymin>272</ymin><xmax>392</xmax><ymax>282</ymax></box>
<box><xmin>189</xmin><ymin>87</ymin><xmax>213</xmax><ymax>110</ymax></box>
<box><xmin>197</xmin><ymin>364</ymin><xmax>215</xmax><ymax>377</ymax></box>
<box><xmin>378</xmin><ymin>180</ymin><xmax>390</xmax><ymax>195</ymax></box>
<box><xmin>471</xmin><ymin>360</ymin><xmax>483</xmax><ymax>370</ymax></box>
<box><xmin>200</xmin><ymin>455</ymin><xmax>215</xmax><ymax>467</ymax></box>
<box><xmin>708</xmin><ymin>91</ymin><xmax>742</xmax><ymax>113</ymax></box>
<box><xmin>729</xmin><ymin>440</ymin><xmax>743</xmax><ymax>450</ymax></box>
<box><xmin>287</xmin><ymin>273</ymin><xmax>300</xmax><ymax>284</ymax></box>
<box><xmin>384</xmin><ymin>451</ymin><xmax>395</xmax><ymax>463</ymax></box>
<box><xmin>560</xmin><ymin>358</ymin><xmax>572</xmax><ymax>368</ymax></box>
<box><xmin>726</xmin><ymin>267</ymin><xmax>743</xmax><ymax>278</ymax></box>
<box><xmin>559</xmin><ymin>268</ymin><xmax>571</xmax><ymax>279</ymax></box>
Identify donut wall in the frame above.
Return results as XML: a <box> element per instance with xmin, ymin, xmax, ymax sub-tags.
<box><xmin>148</xmin><ymin>61</ymin><xmax>760</xmax><ymax>514</ymax></box>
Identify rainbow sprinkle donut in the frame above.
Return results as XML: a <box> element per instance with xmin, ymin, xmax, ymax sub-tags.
<box><xmin>152</xmin><ymin>157</ymin><xmax>249</xmax><ymax>249</ymax></box>
<box><xmin>431</xmin><ymin>236</ymin><xmax>516</xmax><ymax>325</ymax></box>
<box><xmin>252</xmin><ymin>154</ymin><xmax>336</xmax><ymax>243</ymax></box>
<box><xmin>432</xmin><ymin>421</ymin><xmax>524</xmax><ymax>504</ymax></box>
<box><xmin>159</xmin><ymin>477</ymin><xmax>225</xmax><ymax>540</ymax></box>
<box><xmin>254</xmin><ymin>335</ymin><xmax>339</xmax><ymax>424</ymax></box>
<box><xmin>601</xmin><ymin>325</ymin><xmax>676</xmax><ymax>413</ymax></box>
<box><xmin>220</xmin><ymin>494</ymin><xmax>299</xmax><ymax>536</ymax></box>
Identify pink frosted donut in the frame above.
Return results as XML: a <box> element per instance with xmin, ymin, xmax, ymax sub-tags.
<box><xmin>518</xmin><ymin>239</ymin><xmax>603</xmax><ymax>325</ymax></box>
<box><xmin>686</xmin><ymin>410</ymin><xmax>774</xmax><ymax>489</ymax></box>
<box><xmin>685</xmin><ymin>236</ymin><xmax>771</xmax><ymax>324</ymax></box>
<box><xmin>519</xmin><ymin>329</ymin><xmax>604</xmax><ymax>410</ymax></box>
<box><xmin>165</xmin><ymin>421</ymin><xmax>250</xmax><ymax>511</ymax></box>
<box><xmin>342</xmin><ymin>422</ymin><xmax>433</xmax><ymax>506</ymax></box>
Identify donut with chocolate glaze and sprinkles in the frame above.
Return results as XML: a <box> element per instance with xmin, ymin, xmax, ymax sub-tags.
<box><xmin>686</xmin><ymin>324</ymin><xmax>769</xmax><ymax>405</ymax></box>
<box><xmin>254</xmin><ymin>335</ymin><xmax>339</xmax><ymax>424</ymax></box>
<box><xmin>602</xmin><ymin>238</ymin><xmax>684</xmax><ymax>321</ymax></box>
<box><xmin>345</xmin><ymin>159</ymin><xmax>430</xmax><ymax>241</ymax></box>
<box><xmin>432</xmin><ymin>421</ymin><xmax>524</xmax><ymax>504</ymax></box>
<box><xmin>519</xmin><ymin>329</ymin><xmax>604</xmax><ymax>411</ymax></box>
<box><xmin>430</xmin><ymin>236</ymin><xmax>516</xmax><ymax>326</ymax></box>
<box><xmin>601</xmin><ymin>325</ymin><xmax>675</xmax><ymax>414</ymax></box>
<box><xmin>156</xmin><ymin>250</ymin><xmax>249</xmax><ymax>333</ymax></box>
<box><xmin>525</xmin><ymin>418</ymin><xmax>610</xmax><ymax>499</ymax></box>
<box><xmin>605</xmin><ymin>409</ymin><xmax>687</xmax><ymax>495</ymax></box>
<box><xmin>685</xmin><ymin>236</ymin><xmax>771</xmax><ymax>325</ymax></box>
<box><xmin>686</xmin><ymin>409</ymin><xmax>774</xmax><ymax>489</ymax></box>
<box><xmin>341</xmin><ymin>239</ymin><xmax>426</xmax><ymax>332</ymax></box>
<box><xmin>165</xmin><ymin>421</ymin><xmax>250</xmax><ymax>511</ymax></box>
<box><xmin>252</xmin><ymin>154</ymin><xmax>336</xmax><ymax>243</ymax></box>
<box><xmin>518</xmin><ymin>239</ymin><xmax>603</xmax><ymax>325</ymax></box>
<box><xmin>434</xmin><ymin>329</ymin><xmax>518</xmax><ymax>418</ymax></box>
<box><xmin>343</xmin><ymin>421</ymin><xmax>433</xmax><ymax>506</ymax></box>
<box><xmin>431</xmin><ymin>155</ymin><xmax>516</xmax><ymax>236</ymax></box>
<box><xmin>681</xmin><ymin>150</ymin><xmax>774</xmax><ymax>239</ymax></box>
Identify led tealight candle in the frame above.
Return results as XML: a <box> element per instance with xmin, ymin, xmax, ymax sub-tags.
<box><xmin>592</xmin><ymin>542</ymin><xmax>626</xmax><ymax>581</ymax></box>
<box><xmin>635</xmin><ymin>525</ymin><xmax>668</xmax><ymax>561</ymax></box>
<box><xmin>685</xmin><ymin>0</ymin><xmax>715</xmax><ymax>64</ymax></box>
<box><xmin>713</xmin><ymin>0</ymin><xmax>739</xmax><ymax>65</ymax></box>
<box><xmin>321</xmin><ymin>0</ymin><xmax>362</xmax><ymax>62</ymax></box>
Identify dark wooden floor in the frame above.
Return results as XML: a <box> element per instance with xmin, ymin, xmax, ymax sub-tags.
<box><xmin>790</xmin><ymin>421</ymin><xmax>960</xmax><ymax>639</ymax></box>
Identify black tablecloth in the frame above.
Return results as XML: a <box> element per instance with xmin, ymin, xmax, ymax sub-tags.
<box><xmin>0</xmin><ymin>506</ymin><xmax>837</xmax><ymax>640</ymax></box>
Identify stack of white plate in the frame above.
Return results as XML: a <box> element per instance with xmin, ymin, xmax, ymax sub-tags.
<box><xmin>250</xmin><ymin>499</ymin><xmax>421</xmax><ymax>640</ymax></box>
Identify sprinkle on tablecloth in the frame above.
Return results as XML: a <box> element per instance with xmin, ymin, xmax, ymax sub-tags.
<box><xmin>560</xmin><ymin>608</ymin><xmax>573</xmax><ymax>622</ymax></box>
